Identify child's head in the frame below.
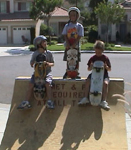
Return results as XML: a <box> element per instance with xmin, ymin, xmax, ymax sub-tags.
<box><xmin>33</xmin><ymin>35</ymin><xmax>47</xmax><ymax>50</ymax></box>
<box><xmin>68</xmin><ymin>7</ymin><xmax>80</xmax><ymax>23</ymax></box>
<box><xmin>94</xmin><ymin>40</ymin><xmax>105</xmax><ymax>56</ymax></box>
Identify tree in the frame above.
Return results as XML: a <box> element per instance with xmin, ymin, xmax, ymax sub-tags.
<box><xmin>95</xmin><ymin>0</ymin><xmax>125</xmax><ymax>42</ymax></box>
<box><xmin>29</xmin><ymin>0</ymin><xmax>62</xmax><ymax>44</ymax></box>
<box><xmin>65</xmin><ymin>0</ymin><xmax>78</xmax><ymax>6</ymax></box>
<box><xmin>88</xmin><ymin>0</ymin><xmax>107</xmax><ymax>25</ymax></box>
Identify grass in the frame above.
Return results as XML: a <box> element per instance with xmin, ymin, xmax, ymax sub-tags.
<box><xmin>49</xmin><ymin>42</ymin><xmax>131</xmax><ymax>51</ymax></box>
<box><xmin>29</xmin><ymin>42</ymin><xmax>131</xmax><ymax>51</ymax></box>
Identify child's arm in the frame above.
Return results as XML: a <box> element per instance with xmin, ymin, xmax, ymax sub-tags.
<box><xmin>104</xmin><ymin>63</ymin><xmax>111</xmax><ymax>71</ymax></box>
<box><xmin>46</xmin><ymin>62</ymin><xmax>54</xmax><ymax>67</ymax></box>
<box><xmin>88</xmin><ymin>62</ymin><xmax>93</xmax><ymax>71</ymax></box>
<box><xmin>30</xmin><ymin>62</ymin><xmax>34</xmax><ymax>67</ymax></box>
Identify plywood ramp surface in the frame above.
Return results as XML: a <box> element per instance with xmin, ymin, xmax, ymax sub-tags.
<box><xmin>0</xmin><ymin>77</ymin><xmax>127</xmax><ymax>150</ymax></box>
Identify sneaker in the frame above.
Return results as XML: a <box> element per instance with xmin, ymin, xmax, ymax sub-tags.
<box><xmin>99</xmin><ymin>101</ymin><xmax>110</xmax><ymax>111</ymax></box>
<box><xmin>63</xmin><ymin>72</ymin><xmax>67</xmax><ymax>79</ymax></box>
<box><xmin>78</xmin><ymin>97</ymin><xmax>89</xmax><ymax>105</ymax></box>
<box><xmin>46</xmin><ymin>100</ymin><xmax>55</xmax><ymax>109</ymax></box>
<box><xmin>17</xmin><ymin>100</ymin><xmax>31</xmax><ymax>110</ymax></box>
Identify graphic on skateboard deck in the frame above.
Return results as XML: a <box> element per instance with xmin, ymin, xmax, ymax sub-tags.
<box><xmin>34</xmin><ymin>53</ymin><xmax>46</xmax><ymax>101</ymax></box>
<box><xmin>66</xmin><ymin>27</ymin><xmax>79</xmax><ymax>79</ymax></box>
<box><xmin>89</xmin><ymin>61</ymin><xmax>104</xmax><ymax>106</ymax></box>
<box><xmin>67</xmin><ymin>48</ymin><xmax>79</xmax><ymax>78</ymax></box>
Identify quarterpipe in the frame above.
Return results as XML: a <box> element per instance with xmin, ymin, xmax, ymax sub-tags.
<box><xmin>0</xmin><ymin>77</ymin><xmax>128</xmax><ymax>150</ymax></box>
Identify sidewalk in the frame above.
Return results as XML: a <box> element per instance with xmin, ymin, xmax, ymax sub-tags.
<box><xmin>0</xmin><ymin>103</ymin><xmax>10</xmax><ymax>144</ymax></box>
<box><xmin>0</xmin><ymin>45</ymin><xmax>32</xmax><ymax>57</ymax></box>
<box><xmin>1</xmin><ymin>45</ymin><xmax>131</xmax><ymax>57</ymax></box>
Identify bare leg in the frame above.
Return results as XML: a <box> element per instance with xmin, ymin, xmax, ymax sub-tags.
<box><xmin>45</xmin><ymin>83</ymin><xmax>52</xmax><ymax>100</ymax></box>
<box><xmin>25</xmin><ymin>82</ymin><xmax>34</xmax><ymax>102</ymax></box>
<box><xmin>102</xmin><ymin>80</ymin><xmax>109</xmax><ymax>101</ymax></box>
<box><xmin>78</xmin><ymin>79</ymin><xmax>90</xmax><ymax>105</ymax></box>
<box><xmin>100</xmin><ymin>80</ymin><xmax>110</xmax><ymax>111</ymax></box>
<box><xmin>17</xmin><ymin>82</ymin><xmax>33</xmax><ymax>109</ymax></box>
<box><xmin>84</xmin><ymin>78</ymin><xmax>90</xmax><ymax>98</ymax></box>
<box><xmin>45</xmin><ymin>82</ymin><xmax>54</xmax><ymax>109</ymax></box>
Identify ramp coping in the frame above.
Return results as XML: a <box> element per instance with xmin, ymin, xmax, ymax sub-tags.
<box><xmin>16</xmin><ymin>76</ymin><xmax>124</xmax><ymax>81</ymax></box>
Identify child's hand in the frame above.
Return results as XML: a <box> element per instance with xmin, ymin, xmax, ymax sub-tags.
<box><xmin>104</xmin><ymin>63</ymin><xmax>109</xmax><ymax>71</ymax></box>
<box><xmin>43</xmin><ymin>61</ymin><xmax>47</xmax><ymax>66</ymax></box>
<box><xmin>31</xmin><ymin>63</ymin><xmax>34</xmax><ymax>68</ymax></box>
<box><xmin>45</xmin><ymin>62</ymin><xmax>50</xmax><ymax>67</ymax></box>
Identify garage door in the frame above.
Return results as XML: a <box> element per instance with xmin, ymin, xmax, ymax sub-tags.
<box><xmin>0</xmin><ymin>27</ymin><xmax>7</xmax><ymax>44</ymax></box>
<box><xmin>13</xmin><ymin>27</ymin><xmax>31</xmax><ymax>44</ymax></box>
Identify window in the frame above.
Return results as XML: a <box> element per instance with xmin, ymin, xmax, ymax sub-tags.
<box><xmin>0</xmin><ymin>1</ymin><xmax>6</xmax><ymax>13</ymax></box>
<box><xmin>21</xmin><ymin>3</ymin><xmax>26</xmax><ymax>11</ymax></box>
<box><xmin>18</xmin><ymin>2</ymin><xmax>32</xmax><ymax>11</ymax></box>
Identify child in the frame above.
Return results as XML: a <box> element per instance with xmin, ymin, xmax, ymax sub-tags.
<box><xmin>17</xmin><ymin>35</ymin><xmax>55</xmax><ymax>109</ymax></box>
<box><xmin>62</xmin><ymin>7</ymin><xmax>84</xmax><ymax>79</ymax></box>
<box><xmin>78</xmin><ymin>40</ymin><xmax>111</xmax><ymax>111</ymax></box>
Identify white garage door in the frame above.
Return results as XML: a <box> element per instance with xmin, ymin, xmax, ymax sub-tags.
<box><xmin>13</xmin><ymin>27</ymin><xmax>31</xmax><ymax>44</ymax></box>
<box><xmin>0</xmin><ymin>27</ymin><xmax>7</xmax><ymax>44</ymax></box>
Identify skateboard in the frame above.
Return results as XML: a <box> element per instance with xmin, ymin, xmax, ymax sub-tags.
<box><xmin>89</xmin><ymin>61</ymin><xmax>104</xmax><ymax>106</ymax></box>
<box><xmin>34</xmin><ymin>53</ymin><xmax>46</xmax><ymax>101</ymax></box>
<box><xmin>65</xmin><ymin>27</ymin><xmax>79</xmax><ymax>79</ymax></box>
<box><xmin>66</xmin><ymin>48</ymin><xmax>79</xmax><ymax>79</ymax></box>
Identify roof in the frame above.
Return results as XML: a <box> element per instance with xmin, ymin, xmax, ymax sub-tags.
<box><xmin>120</xmin><ymin>0</ymin><xmax>131</xmax><ymax>8</ymax></box>
<box><xmin>0</xmin><ymin>12</ymin><xmax>32</xmax><ymax>21</ymax></box>
<box><xmin>0</xmin><ymin>8</ymin><xmax>68</xmax><ymax>21</ymax></box>
<box><xmin>51</xmin><ymin>7</ymin><xmax>68</xmax><ymax>17</ymax></box>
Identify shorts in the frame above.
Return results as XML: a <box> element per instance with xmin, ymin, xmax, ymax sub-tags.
<box><xmin>63</xmin><ymin>49</ymin><xmax>81</xmax><ymax>62</ymax></box>
<box><xmin>87</xmin><ymin>73</ymin><xmax>110</xmax><ymax>83</ymax></box>
<box><xmin>30</xmin><ymin>73</ymin><xmax>53</xmax><ymax>86</ymax></box>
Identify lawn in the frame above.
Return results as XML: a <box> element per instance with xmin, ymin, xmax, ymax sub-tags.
<box><xmin>29</xmin><ymin>42</ymin><xmax>131</xmax><ymax>51</ymax></box>
<box><xmin>48</xmin><ymin>42</ymin><xmax>131</xmax><ymax>51</ymax></box>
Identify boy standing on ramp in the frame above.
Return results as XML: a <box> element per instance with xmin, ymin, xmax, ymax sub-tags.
<box><xmin>62</xmin><ymin>7</ymin><xmax>84</xmax><ymax>79</ymax></box>
<box><xmin>78</xmin><ymin>40</ymin><xmax>111</xmax><ymax>111</ymax></box>
<box><xmin>17</xmin><ymin>35</ymin><xmax>55</xmax><ymax>109</ymax></box>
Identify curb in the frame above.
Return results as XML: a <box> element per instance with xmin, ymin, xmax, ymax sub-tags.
<box><xmin>52</xmin><ymin>50</ymin><xmax>131</xmax><ymax>54</ymax></box>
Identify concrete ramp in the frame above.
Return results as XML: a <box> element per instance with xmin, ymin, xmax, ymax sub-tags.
<box><xmin>0</xmin><ymin>77</ymin><xmax>128</xmax><ymax>150</ymax></box>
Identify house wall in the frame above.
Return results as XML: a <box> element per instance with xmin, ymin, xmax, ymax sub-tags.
<box><xmin>10</xmin><ymin>0</ymin><xmax>14</xmax><ymax>13</ymax></box>
<box><xmin>0</xmin><ymin>20</ymin><xmax>36</xmax><ymax>43</ymax></box>
<box><xmin>0</xmin><ymin>0</ymin><xmax>38</xmax><ymax>44</ymax></box>
<box><xmin>50</xmin><ymin>16</ymin><xmax>69</xmax><ymax>36</ymax></box>
<box><xmin>49</xmin><ymin>16</ymin><xmax>83</xmax><ymax>36</ymax></box>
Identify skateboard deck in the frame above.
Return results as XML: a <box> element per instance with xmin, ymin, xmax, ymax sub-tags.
<box><xmin>65</xmin><ymin>27</ymin><xmax>79</xmax><ymax>79</ymax></box>
<box><xmin>34</xmin><ymin>53</ymin><xmax>46</xmax><ymax>101</ymax></box>
<box><xmin>67</xmin><ymin>48</ymin><xmax>79</xmax><ymax>79</ymax></box>
<box><xmin>89</xmin><ymin>61</ymin><xmax>104</xmax><ymax>106</ymax></box>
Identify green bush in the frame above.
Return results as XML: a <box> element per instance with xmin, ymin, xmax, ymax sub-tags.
<box><xmin>40</xmin><ymin>24</ymin><xmax>54</xmax><ymax>36</ymax></box>
<box><xmin>28</xmin><ymin>45</ymin><xmax>35</xmax><ymax>51</ymax></box>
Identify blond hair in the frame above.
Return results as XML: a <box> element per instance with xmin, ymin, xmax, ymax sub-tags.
<box><xmin>94</xmin><ymin>40</ymin><xmax>105</xmax><ymax>51</ymax></box>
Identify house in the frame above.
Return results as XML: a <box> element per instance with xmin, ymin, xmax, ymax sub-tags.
<box><xmin>48</xmin><ymin>7</ymin><xmax>69</xmax><ymax>37</ymax></box>
<box><xmin>98</xmin><ymin>0</ymin><xmax>131</xmax><ymax>42</ymax></box>
<box><xmin>0</xmin><ymin>0</ymin><xmax>83</xmax><ymax>45</ymax></box>
<box><xmin>0</xmin><ymin>0</ymin><xmax>41</xmax><ymax>45</ymax></box>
